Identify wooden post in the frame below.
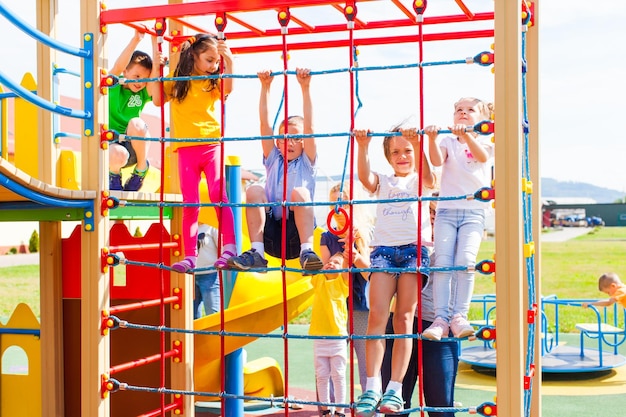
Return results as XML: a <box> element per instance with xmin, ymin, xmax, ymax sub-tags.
<box><xmin>494</xmin><ymin>1</ymin><xmax>525</xmax><ymax>416</ymax></box>
<box><xmin>36</xmin><ymin>1</ymin><xmax>65</xmax><ymax>416</ymax></box>
<box><xmin>527</xmin><ymin>1</ymin><xmax>542</xmax><ymax>416</ymax></box>
<box><xmin>79</xmin><ymin>1</ymin><xmax>109</xmax><ymax>416</ymax></box>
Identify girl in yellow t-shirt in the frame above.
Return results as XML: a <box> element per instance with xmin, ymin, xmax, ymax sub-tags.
<box><xmin>163</xmin><ymin>34</ymin><xmax>237</xmax><ymax>272</ymax></box>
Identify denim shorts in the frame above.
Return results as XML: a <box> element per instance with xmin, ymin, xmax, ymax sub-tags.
<box><xmin>370</xmin><ymin>244</ymin><xmax>430</xmax><ymax>280</ymax></box>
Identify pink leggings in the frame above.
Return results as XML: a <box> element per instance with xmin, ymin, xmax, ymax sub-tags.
<box><xmin>177</xmin><ymin>145</ymin><xmax>235</xmax><ymax>257</ymax></box>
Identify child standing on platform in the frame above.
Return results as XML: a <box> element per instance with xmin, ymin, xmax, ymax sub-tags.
<box><xmin>354</xmin><ymin>126</ymin><xmax>436</xmax><ymax>417</ymax></box>
<box><xmin>320</xmin><ymin>183</ymin><xmax>373</xmax><ymax>392</ymax></box>
<box><xmin>422</xmin><ymin>97</ymin><xmax>495</xmax><ymax>341</ymax></box>
<box><xmin>227</xmin><ymin>68</ymin><xmax>323</xmax><ymax>273</ymax></box>
<box><xmin>108</xmin><ymin>29</ymin><xmax>163</xmax><ymax>191</ymax></box>
<box><xmin>310</xmin><ymin>252</ymin><xmax>350</xmax><ymax>417</ymax></box>
<box><xmin>583</xmin><ymin>273</ymin><xmax>626</xmax><ymax>309</ymax></box>
<box><xmin>162</xmin><ymin>34</ymin><xmax>238</xmax><ymax>272</ymax></box>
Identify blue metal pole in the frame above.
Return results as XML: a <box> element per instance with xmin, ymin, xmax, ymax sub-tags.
<box><xmin>224</xmin><ymin>156</ymin><xmax>243</xmax><ymax>417</ymax></box>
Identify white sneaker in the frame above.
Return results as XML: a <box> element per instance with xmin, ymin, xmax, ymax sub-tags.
<box><xmin>422</xmin><ymin>317</ymin><xmax>449</xmax><ymax>341</ymax></box>
<box><xmin>450</xmin><ymin>314</ymin><xmax>475</xmax><ymax>338</ymax></box>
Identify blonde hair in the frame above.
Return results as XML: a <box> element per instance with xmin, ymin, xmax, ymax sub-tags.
<box><xmin>454</xmin><ymin>97</ymin><xmax>494</xmax><ymax>121</ymax></box>
<box><xmin>598</xmin><ymin>272</ymin><xmax>622</xmax><ymax>291</ymax></box>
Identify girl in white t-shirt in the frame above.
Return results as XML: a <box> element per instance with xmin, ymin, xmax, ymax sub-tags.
<box><xmin>353</xmin><ymin>126</ymin><xmax>436</xmax><ymax>417</ymax></box>
<box><xmin>422</xmin><ymin>97</ymin><xmax>494</xmax><ymax>341</ymax></box>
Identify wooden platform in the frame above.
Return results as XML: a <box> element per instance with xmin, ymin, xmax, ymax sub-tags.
<box><xmin>0</xmin><ymin>156</ymin><xmax>183</xmax><ymax>221</ymax></box>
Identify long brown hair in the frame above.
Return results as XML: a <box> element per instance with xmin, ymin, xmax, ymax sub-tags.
<box><xmin>171</xmin><ymin>34</ymin><xmax>220</xmax><ymax>102</ymax></box>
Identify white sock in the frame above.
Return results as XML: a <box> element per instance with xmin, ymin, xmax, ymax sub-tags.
<box><xmin>300</xmin><ymin>242</ymin><xmax>313</xmax><ymax>253</ymax></box>
<box><xmin>251</xmin><ymin>242</ymin><xmax>265</xmax><ymax>257</ymax></box>
<box><xmin>365</xmin><ymin>376</ymin><xmax>382</xmax><ymax>394</ymax></box>
<box><xmin>385</xmin><ymin>380</ymin><xmax>403</xmax><ymax>393</ymax></box>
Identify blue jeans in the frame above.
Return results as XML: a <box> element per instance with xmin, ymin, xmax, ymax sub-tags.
<box><xmin>381</xmin><ymin>317</ymin><xmax>459</xmax><ymax>417</ymax></box>
<box><xmin>370</xmin><ymin>244</ymin><xmax>430</xmax><ymax>279</ymax></box>
<box><xmin>194</xmin><ymin>272</ymin><xmax>220</xmax><ymax>319</ymax></box>
<box><xmin>432</xmin><ymin>208</ymin><xmax>485</xmax><ymax>320</ymax></box>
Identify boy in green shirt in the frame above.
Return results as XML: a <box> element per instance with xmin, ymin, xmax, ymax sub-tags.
<box><xmin>108</xmin><ymin>29</ymin><xmax>163</xmax><ymax>191</ymax></box>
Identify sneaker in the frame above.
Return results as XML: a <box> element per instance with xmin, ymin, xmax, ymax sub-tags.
<box><xmin>227</xmin><ymin>249</ymin><xmax>268</xmax><ymax>271</ymax></box>
<box><xmin>378</xmin><ymin>389</ymin><xmax>404</xmax><ymax>414</ymax></box>
<box><xmin>355</xmin><ymin>390</ymin><xmax>381</xmax><ymax>417</ymax></box>
<box><xmin>422</xmin><ymin>317</ymin><xmax>449</xmax><ymax>341</ymax></box>
<box><xmin>450</xmin><ymin>314</ymin><xmax>475</xmax><ymax>338</ymax></box>
<box><xmin>109</xmin><ymin>172</ymin><xmax>122</xmax><ymax>190</ymax></box>
<box><xmin>124</xmin><ymin>163</ymin><xmax>149</xmax><ymax>191</ymax></box>
<box><xmin>299</xmin><ymin>249</ymin><xmax>323</xmax><ymax>272</ymax></box>
<box><xmin>172</xmin><ymin>256</ymin><xmax>196</xmax><ymax>273</ymax></box>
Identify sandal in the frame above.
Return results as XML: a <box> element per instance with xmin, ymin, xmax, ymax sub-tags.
<box><xmin>378</xmin><ymin>389</ymin><xmax>404</xmax><ymax>414</ymax></box>
<box><xmin>355</xmin><ymin>390</ymin><xmax>381</xmax><ymax>417</ymax></box>
<box><xmin>214</xmin><ymin>250</ymin><xmax>236</xmax><ymax>269</ymax></box>
<box><xmin>172</xmin><ymin>257</ymin><xmax>196</xmax><ymax>273</ymax></box>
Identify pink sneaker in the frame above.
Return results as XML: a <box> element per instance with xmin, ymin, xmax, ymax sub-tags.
<box><xmin>422</xmin><ymin>317</ymin><xmax>449</xmax><ymax>341</ymax></box>
<box><xmin>172</xmin><ymin>256</ymin><xmax>196</xmax><ymax>273</ymax></box>
<box><xmin>450</xmin><ymin>314</ymin><xmax>475</xmax><ymax>338</ymax></box>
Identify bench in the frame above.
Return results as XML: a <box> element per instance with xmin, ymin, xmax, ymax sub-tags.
<box><xmin>575</xmin><ymin>305</ymin><xmax>626</xmax><ymax>367</ymax></box>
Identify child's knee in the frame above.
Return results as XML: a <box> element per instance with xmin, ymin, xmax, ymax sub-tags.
<box><xmin>109</xmin><ymin>143</ymin><xmax>130</xmax><ymax>167</ymax></box>
<box><xmin>291</xmin><ymin>186</ymin><xmax>311</xmax><ymax>202</ymax></box>
<box><xmin>246</xmin><ymin>184</ymin><xmax>266</xmax><ymax>203</ymax></box>
<box><xmin>126</xmin><ymin>117</ymin><xmax>149</xmax><ymax>136</ymax></box>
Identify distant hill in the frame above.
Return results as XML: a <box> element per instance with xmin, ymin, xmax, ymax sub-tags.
<box><xmin>541</xmin><ymin>178</ymin><xmax>625</xmax><ymax>203</ymax></box>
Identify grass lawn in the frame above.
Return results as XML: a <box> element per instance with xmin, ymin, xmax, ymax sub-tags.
<box><xmin>2</xmin><ymin>227</ymin><xmax>626</xmax><ymax>332</ymax></box>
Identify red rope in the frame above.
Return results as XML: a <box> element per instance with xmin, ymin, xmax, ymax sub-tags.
<box><xmin>279</xmin><ymin>12</ymin><xmax>291</xmax><ymax>415</ymax></box>
<box><xmin>415</xmin><ymin>9</ymin><xmax>426</xmax><ymax>417</ymax></box>
<box><xmin>346</xmin><ymin>15</ymin><xmax>357</xmax><ymax>411</ymax></box>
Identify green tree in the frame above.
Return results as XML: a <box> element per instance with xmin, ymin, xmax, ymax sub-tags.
<box><xmin>29</xmin><ymin>229</ymin><xmax>39</xmax><ymax>253</ymax></box>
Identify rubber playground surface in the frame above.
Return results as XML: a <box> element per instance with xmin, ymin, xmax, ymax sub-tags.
<box><xmin>198</xmin><ymin>325</ymin><xmax>626</xmax><ymax>417</ymax></box>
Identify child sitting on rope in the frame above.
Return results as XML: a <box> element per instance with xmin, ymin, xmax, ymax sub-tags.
<box><xmin>108</xmin><ymin>29</ymin><xmax>163</xmax><ymax>191</ymax></box>
<box><xmin>227</xmin><ymin>68</ymin><xmax>323</xmax><ymax>273</ymax></box>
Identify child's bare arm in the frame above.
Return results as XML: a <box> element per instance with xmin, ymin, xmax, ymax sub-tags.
<box><xmin>217</xmin><ymin>39</ymin><xmax>234</xmax><ymax>97</ymax></box>
<box><xmin>425</xmin><ymin>125</ymin><xmax>444</xmax><ymax>167</ymax></box>
<box><xmin>147</xmin><ymin>35</ymin><xmax>164</xmax><ymax>106</ymax></box>
<box><xmin>110</xmin><ymin>29</ymin><xmax>144</xmax><ymax>76</ymax></box>
<box><xmin>355</xmin><ymin>129</ymin><xmax>378</xmax><ymax>194</ymax></box>
<box><xmin>296</xmin><ymin>68</ymin><xmax>317</xmax><ymax>163</ymax></box>
<box><xmin>582</xmin><ymin>298</ymin><xmax>616</xmax><ymax>308</ymax></box>
<box><xmin>258</xmin><ymin>70</ymin><xmax>275</xmax><ymax>158</ymax></box>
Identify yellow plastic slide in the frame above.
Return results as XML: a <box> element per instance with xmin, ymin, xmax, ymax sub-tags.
<box><xmin>193</xmin><ymin>205</ymin><xmax>321</xmax><ymax>401</ymax></box>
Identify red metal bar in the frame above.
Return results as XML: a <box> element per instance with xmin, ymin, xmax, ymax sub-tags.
<box><xmin>225</xmin><ymin>13</ymin><xmax>266</xmax><ymax>36</ymax></box>
<box><xmin>332</xmin><ymin>4</ymin><xmax>367</xmax><ymax>28</ymax></box>
<box><xmin>101</xmin><ymin>0</ymin><xmax>362</xmax><ymax>24</ymax></box>
<box><xmin>279</xmin><ymin>9</ymin><xmax>316</xmax><ymax>32</ymax></box>
<box><xmin>109</xmin><ymin>348</ymin><xmax>180</xmax><ymax>375</ymax></box>
<box><xmin>455</xmin><ymin>0</ymin><xmax>475</xmax><ymax>20</ymax></box>
<box><xmin>138</xmin><ymin>401</ymin><xmax>180</xmax><ymax>417</ymax></box>
<box><xmin>222</xmin><ymin>12</ymin><xmax>494</xmax><ymax>41</ymax></box>
<box><xmin>231</xmin><ymin>29</ymin><xmax>494</xmax><ymax>54</ymax></box>
<box><xmin>107</xmin><ymin>241</ymin><xmax>179</xmax><ymax>253</ymax></box>
<box><xmin>391</xmin><ymin>0</ymin><xmax>417</xmax><ymax>22</ymax></box>
<box><xmin>168</xmin><ymin>17</ymin><xmax>212</xmax><ymax>35</ymax></box>
<box><xmin>108</xmin><ymin>295</ymin><xmax>179</xmax><ymax>315</ymax></box>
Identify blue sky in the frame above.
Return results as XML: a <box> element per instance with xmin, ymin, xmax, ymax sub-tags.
<box><xmin>1</xmin><ymin>0</ymin><xmax>626</xmax><ymax>194</ymax></box>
